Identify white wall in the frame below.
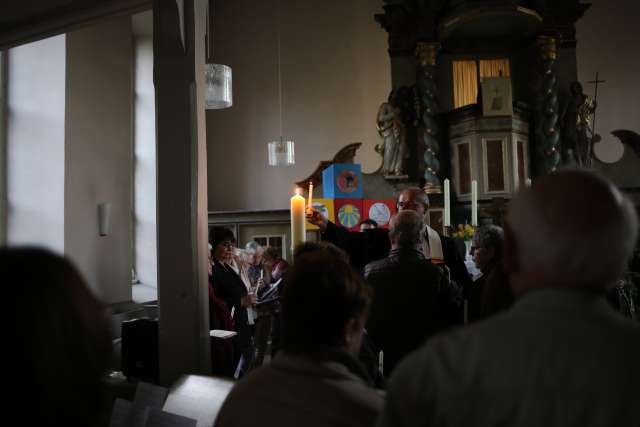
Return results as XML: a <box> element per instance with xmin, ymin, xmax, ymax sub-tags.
<box><xmin>577</xmin><ymin>0</ymin><xmax>640</xmax><ymax>187</ymax></box>
<box><xmin>6</xmin><ymin>35</ymin><xmax>66</xmax><ymax>253</ymax></box>
<box><xmin>206</xmin><ymin>0</ymin><xmax>390</xmax><ymax>211</ymax></box>
<box><xmin>65</xmin><ymin>17</ymin><xmax>133</xmax><ymax>304</ymax></box>
<box><xmin>132</xmin><ymin>11</ymin><xmax>158</xmax><ymax>290</ymax></box>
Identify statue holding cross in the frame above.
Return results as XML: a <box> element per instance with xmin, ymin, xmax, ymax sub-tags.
<box><xmin>560</xmin><ymin>73</ymin><xmax>604</xmax><ymax>168</ymax></box>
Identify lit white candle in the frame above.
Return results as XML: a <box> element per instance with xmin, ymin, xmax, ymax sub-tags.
<box><xmin>307</xmin><ymin>181</ymin><xmax>314</xmax><ymax>214</ymax></box>
<box><xmin>471</xmin><ymin>180</ymin><xmax>478</xmax><ymax>226</ymax></box>
<box><xmin>290</xmin><ymin>187</ymin><xmax>306</xmax><ymax>253</ymax></box>
<box><xmin>444</xmin><ymin>179</ymin><xmax>451</xmax><ymax>227</ymax></box>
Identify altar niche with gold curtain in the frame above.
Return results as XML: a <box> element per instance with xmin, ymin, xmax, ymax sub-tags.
<box><xmin>453</xmin><ymin>59</ymin><xmax>511</xmax><ymax>109</ymax></box>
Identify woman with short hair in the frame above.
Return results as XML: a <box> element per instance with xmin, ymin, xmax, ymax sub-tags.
<box><xmin>209</xmin><ymin>226</ymin><xmax>255</xmax><ymax>377</ymax></box>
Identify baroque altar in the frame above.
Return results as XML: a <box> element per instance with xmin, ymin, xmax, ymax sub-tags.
<box><xmin>296</xmin><ymin>0</ymin><xmax>592</xmax><ymax>229</ymax></box>
<box><xmin>370</xmin><ymin>0</ymin><xmax>589</xmax><ymax>226</ymax></box>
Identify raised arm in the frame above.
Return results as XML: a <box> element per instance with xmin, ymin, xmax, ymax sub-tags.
<box><xmin>307</xmin><ymin>208</ymin><xmax>390</xmax><ymax>269</ymax></box>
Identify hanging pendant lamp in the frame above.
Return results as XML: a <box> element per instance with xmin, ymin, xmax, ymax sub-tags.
<box><xmin>205</xmin><ymin>2</ymin><xmax>232</xmax><ymax>110</ymax></box>
<box><xmin>205</xmin><ymin>63</ymin><xmax>232</xmax><ymax>109</ymax></box>
<box><xmin>267</xmin><ymin>0</ymin><xmax>295</xmax><ymax>166</ymax></box>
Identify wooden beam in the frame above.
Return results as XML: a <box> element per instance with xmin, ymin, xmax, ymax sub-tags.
<box><xmin>154</xmin><ymin>0</ymin><xmax>210</xmax><ymax>384</ymax></box>
<box><xmin>0</xmin><ymin>0</ymin><xmax>152</xmax><ymax>50</ymax></box>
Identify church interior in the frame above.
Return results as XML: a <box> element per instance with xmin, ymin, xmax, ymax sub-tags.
<box><xmin>1</xmin><ymin>0</ymin><xmax>639</xmax><ymax>425</ymax></box>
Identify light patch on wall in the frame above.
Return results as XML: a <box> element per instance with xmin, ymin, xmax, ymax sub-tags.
<box><xmin>6</xmin><ymin>35</ymin><xmax>66</xmax><ymax>254</ymax></box>
<box><xmin>593</xmin><ymin>137</ymin><xmax>624</xmax><ymax>164</ymax></box>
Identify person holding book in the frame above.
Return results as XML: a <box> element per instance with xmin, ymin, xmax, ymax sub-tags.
<box><xmin>209</xmin><ymin>227</ymin><xmax>256</xmax><ymax>378</ymax></box>
<box><xmin>262</xmin><ymin>246</ymin><xmax>288</xmax><ymax>284</ymax></box>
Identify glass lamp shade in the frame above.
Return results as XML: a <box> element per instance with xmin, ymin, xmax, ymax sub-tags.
<box><xmin>205</xmin><ymin>63</ymin><xmax>232</xmax><ymax>109</ymax></box>
<box><xmin>268</xmin><ymin>139</ymin><xmax>295</xmax><ymax>166</ymax></box>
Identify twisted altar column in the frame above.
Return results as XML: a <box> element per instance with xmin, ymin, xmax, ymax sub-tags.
<box><xmin>536</xmin><ymin>36</ymin><xmax>561</xmax><ymax>173</ymax></box>
<box><xmin>416</xmin><ymin>42</ymin><xmax>442</xmax><ymax>194</ymax></box>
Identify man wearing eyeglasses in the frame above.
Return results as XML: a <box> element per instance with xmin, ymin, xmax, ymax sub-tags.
<box><xmin>467</xmin><ymin>225</ymin><xmax>513</xmax><ymax>321</ymax></box>
<box><xmin>307</xmin><ymin>187</ymin><xmax>471</xmax><ymax>294</ymax></box>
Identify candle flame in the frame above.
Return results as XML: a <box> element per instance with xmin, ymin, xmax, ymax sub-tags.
<box><xmin>295</xmin><ymin>187</ymin><xmax>301</xmax><ymax>196</ymax></box>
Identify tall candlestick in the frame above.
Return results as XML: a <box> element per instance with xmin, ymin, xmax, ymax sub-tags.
<box><xmin>471</xmin><ymin>180</ymin><xmax>478</xmax><ymax>226</ymax></box>
<box><xmin>444</xmin><ymin>179</ymin><xmax>451</xmax><ymax>227</ymax></box>
<box><xmin>290</xmin><ymin>187</ymin><xmax>306</xmax><ymax>253</ymax></box>
<box><xmin>307</xmin><ymin>181</ymin><xmax>314</xmax><ymax>214</ymax></box>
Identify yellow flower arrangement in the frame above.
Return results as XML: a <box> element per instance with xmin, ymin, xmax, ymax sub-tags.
<box><xmin>451</xmin><ymin>223</ymin><xmax>475</xmax><ymax>241</ymax></box>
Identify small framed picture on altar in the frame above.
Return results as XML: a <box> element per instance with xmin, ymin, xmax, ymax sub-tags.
<box><xmin>428</xmin><ymin>208</ymin><xmax>445</xmax><ymax>235</ymax></box>
<box><xmin>481</xmin><ymin>76</ymin><xmax>513</xmax><ymax>117</ymax></box>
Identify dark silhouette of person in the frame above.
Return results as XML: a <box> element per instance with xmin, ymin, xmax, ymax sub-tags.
<box><xmin>3</xmin><ymin>247</ymin><xmax>111</xmax><ymax>426</ymax></box>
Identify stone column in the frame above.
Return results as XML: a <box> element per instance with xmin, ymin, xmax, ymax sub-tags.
<box><xmin>415</xmin><ymin>42</ymin><xmax>442</xmax><ymax>194</ymax></box>
<box><xmin>536</xmin><ymin>35</ymin><xmax>561</xmax><ymax>173</ymax></box>
<box><xmin>154</xmin><ymin>0</ymin><xmax>211</xmax><ymax>384</ymax></box>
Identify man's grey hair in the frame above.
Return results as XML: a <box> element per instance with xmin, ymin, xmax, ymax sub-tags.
<box><xmin>507</xmin><ymin>170</ymin><xmax>638</xmax><ymax>288</ymax></box>
<box><xmin>473</xmin><ymin>225</ymin><xmax>504</xmax><ymax>258</ymax></box>
<box><xmin>389</xmin><ymin>210</ymin><xmax>424</xmax><ymax>248</ymax></box>
<box><xmin>245</xmin><ymin>241</ymin><xmax>263</xmax><ymax>254</ymax></box>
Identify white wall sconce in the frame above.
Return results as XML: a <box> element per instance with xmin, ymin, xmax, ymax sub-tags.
<box><xmin>98</xmin><ymin>203</ymin><xmax>111</xmax><ymax>237</ymax></box>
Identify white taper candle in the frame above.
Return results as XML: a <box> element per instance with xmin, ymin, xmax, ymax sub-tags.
<box><xmin>307</xmin><ymin>181</ymin><xmax>314</xmax><ymax>214</ymax></box>
<box><xmin>444</xmin><ymin>179</ymin><xmax>451</xmax><ymax>227</ymax></box>
<box><xmin>471</xmin><ymin>180</ymin><xmax>478</xmax><ymax>226</ymax></box>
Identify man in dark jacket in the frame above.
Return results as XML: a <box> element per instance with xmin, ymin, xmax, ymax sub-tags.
<box><xmin>307</xmin><ymin>187</ymin><xmax>471</xmax><ymax>293</ymax></box>
<box><xmin>364</xmin><ymin>210</ymin><xmax>462</xmax><ymax>377</ymax></box>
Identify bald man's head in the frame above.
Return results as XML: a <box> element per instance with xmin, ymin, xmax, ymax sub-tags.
<box><xmin>506</xmin><ymin>170</ymin><xmax>638</xmax><ymax>293</ymax></box>
<box><xmin>397</xmin><ymin>187</ymin><xmax>430</xmax><ymax>220</ymax></box>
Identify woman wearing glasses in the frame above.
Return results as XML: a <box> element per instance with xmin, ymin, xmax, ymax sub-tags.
<box><xmin>209</xmin><ymin>226</ymin><xmax>256</xmax><ymax>377</ymax></box>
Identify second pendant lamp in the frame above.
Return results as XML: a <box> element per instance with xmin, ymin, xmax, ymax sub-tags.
<box><xmin>267</xmin><ymin>0</ymin><xmax>295</xmax><ymax>166</ymax></box>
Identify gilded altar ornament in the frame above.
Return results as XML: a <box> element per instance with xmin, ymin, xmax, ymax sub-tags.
<box><xmin>415</xmin><ymin>42</ymin><xmax>442</xmax><ymax>194</ymax></box>
<box><xmin>536</xmin><ymin>36</ymin><xmax>557</xmax><ymax>61</ymax></box>
<box><xmin>416</xmin><ymin>42</ymin><xmax>441</xmax><ymax>67</ymax></box>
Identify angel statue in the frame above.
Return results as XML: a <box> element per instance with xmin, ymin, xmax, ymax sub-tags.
<box><xmin>375</xmin><ymin>93</ymin><xmax>407</xmax><ymax>176</ymax></box>
<box><xmin>560</xmin><ymin>81</ymin><xmax>598</xmax><ymax>168</ymax></box>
